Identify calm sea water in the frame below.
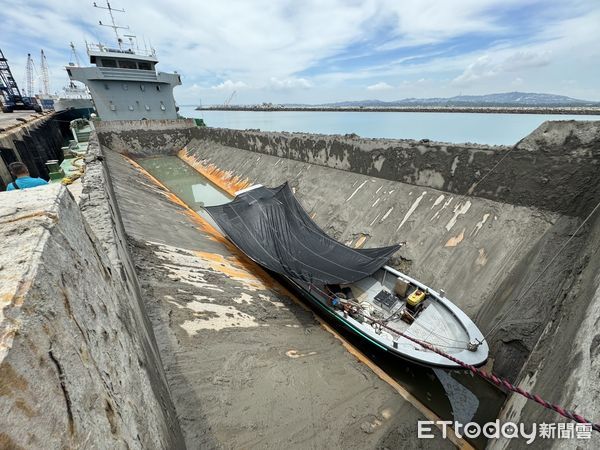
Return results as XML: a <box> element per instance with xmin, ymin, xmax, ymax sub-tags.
<box><xmin>180</xmin><ymin>106</ymin><xmax>600</xmax><ymax>146</ymax></box>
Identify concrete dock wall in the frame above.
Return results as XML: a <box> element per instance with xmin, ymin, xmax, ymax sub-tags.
<box><xmin>4</xmin><ymin>117</ymin><xmax>591</xmax><ymax>448</ymax></box>
<box><xmin>0</xmin><ymin>113</ymin><xmax>64</xmax><ymax>189</ymax></box>
<box><xmin>0</xmin><ymin>147</ymin><xmax>184</xmax><ymax>447</ymax></box>
<box><xmin>95</xmin><ymin>118</ymin><xmax>196</xmax><ymax>156</ymax></box>
<box><xmin>179</xmin><ymin>139</ymin><xmax>584</xmax><ymax>379</ymax></box>
<box><xmin>193</xmin><ymin>122</ymin><xmax>600</xmax><ymax>217</ymax></box>
<box><xmin>92</xmin><ymin>120</ymin><xmax>600</xmax><ymax>380</ymax></box>
<box><xmin>490</xmin><ymin>208</ymin><xmax>600</xmax><ymax>449</ymax></box>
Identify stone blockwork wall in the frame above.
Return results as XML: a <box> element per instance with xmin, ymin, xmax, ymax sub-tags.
<box><xmin>193</xmin><ymin>121</ymin><xmax>600</xmax><ymax>217</ymax></box>
<box><xmin>95</xmin><ymin>118</ymin><xmax>197</xmax><ymax>156</ymax></box>
<box><xmin>0</xmin><ymin>114</ymin><xmax>64</xmax><ymax>189</ymax></box>
<box><xmin>0</xmin><ymin>142</ymin><xmax>184</xmax><ymax>448</ymax></box>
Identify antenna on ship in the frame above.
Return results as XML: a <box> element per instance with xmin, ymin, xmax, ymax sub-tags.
<box><xmin>93</xmin><ymin>1</ymin><xmax>129</xmax><ymax>50</ymax></box>
<box><xmin>123</xmin><ymin>34</ymin><xmax>138</xmax><ymax>52</ymax></box>
<box><xmin>148</xmin><ymin>38</ymin><xmax>156</xmax><ymax>57</ymax></box>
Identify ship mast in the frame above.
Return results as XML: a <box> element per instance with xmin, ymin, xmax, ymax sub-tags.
<box><xmin>93</xmin><ymin>1</ymin><xmax>129</xmax><ymax>50</ymax></box>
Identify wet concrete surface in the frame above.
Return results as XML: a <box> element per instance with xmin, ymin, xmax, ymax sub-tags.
<box><xmin>103</xmin><ymin>148</ymin><xmax>464</xmax><ymax>448</ymax></box>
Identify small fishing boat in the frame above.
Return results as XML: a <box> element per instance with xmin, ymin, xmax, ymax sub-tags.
<box><xmin>204</xmin><ymin>183</ymin><xmax>488</xmax><ymax>369</ymax></box>
<box><xmin>290</xmin><ymin>266</ymin><xmax>488</xmax><ymax>368</ymax></box>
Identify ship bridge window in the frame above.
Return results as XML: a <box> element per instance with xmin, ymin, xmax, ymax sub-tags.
<box><xmin>101</xmin><ymin>59</ymin><xmax>117</xmax><ymax>68</ymax></box>
<box><xmin>138</xmin><ymin>62</ymin><xmax>152</xmax><ymax>70</ymax></box>
<box><xmin>118</xmin><ymin>60</ymin><xmax>137</xmax><ymax>69</ymax></box>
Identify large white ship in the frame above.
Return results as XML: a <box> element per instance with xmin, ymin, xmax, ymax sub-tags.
<box><xmin>65</xmin><ymin>1</ymin><xmax>181</xmax><ymax>121</ymax></box>
<box><xmin>53</xmin><ymin>81</ymin><xmax>95</xmax><ymax>113</ymax></box>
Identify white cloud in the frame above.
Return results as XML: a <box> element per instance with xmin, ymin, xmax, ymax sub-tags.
<box><xmin>451</xmin><ymin>55</ymin><xmax>498</xmax><ymax>85</ymax></box>
<box><xmin>502</xmin><ymin>51</ymin><xmax>551</xmax><ymax>72</ymax></box>
<box><xmin>367</xmin><ymin>82</ymin><xmax>393</xmax><ymax>91</ymax></box>
<box><xmin>1</xmin><ymin>0</ymin><xmax>599</xmax><ymax>103</ymax></box>
<box><xmin>211</xmin><ymin>80</ymin><xmax>248</xmax><ymax>90</ymax></box>
<box><xmin>268</xmin><ymin>77</ymin><xmax>312</xmax><ymax>90</ymax></box>
<box><xmin>452</xmin><ymin>50</ymin><xmax>553</xmax><ymax>85</ymax></box>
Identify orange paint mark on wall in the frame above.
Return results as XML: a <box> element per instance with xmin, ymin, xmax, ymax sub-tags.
<box><xmin>178</xmin><ymin>148</ymin><xmax>251</xmax><ymax>196</ymax></box>
<box><xmin>124</xmin><ymin>154</ymin><xmax>286</xmax><ymax>294</ymax></box>
<box><xmin>444</xmin><ymin>229</ymin><xmax>465</xmax><ymax>247</ymax></box>
<box><xmin>194</xmin><ymin>250</ymin><xmax>269</xmax><ymax>291</ymax></box>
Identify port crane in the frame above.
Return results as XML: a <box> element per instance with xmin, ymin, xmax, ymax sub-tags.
<box><xmin>25</xmin><ymin>53</ymin><xmax>35</xmax><ymax>97</ymax></box>
<box><xmin>40</xmin><ymin>50</ymin><xmax>50</xmax><ymax>95</ymax></box>
<box><xmin>224</xmin><ymin>90</ymin><xmax>237</xmax><ymax>107</ymax></box>
<box><xmin>69</xmin><ymin>42</ymin><xmax>81</xmax><ymax>67</ymax></box>
<box><xmin>0</xmin><ymin>48</ymin><xmax>41</xmax><ymax>113</ymax></box>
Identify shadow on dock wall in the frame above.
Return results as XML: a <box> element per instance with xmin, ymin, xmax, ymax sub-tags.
<box><xmin>0</xmin><ymin>114</ymin><xmax>65</xmax><ymax>189</ymax></box>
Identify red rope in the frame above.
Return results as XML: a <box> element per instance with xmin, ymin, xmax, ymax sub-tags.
<box><xmin>309</xmin><ymin>283</ymin><xmax>600</xmax><ymax>432</ymax></box>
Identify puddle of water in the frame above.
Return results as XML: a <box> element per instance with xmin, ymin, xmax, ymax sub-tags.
<box><xmin>139</xmin><ymin>154</ymin><xmax>505</xmax><ymax>449</ymax></box>
<box><xmin>138</xmin><ymin>155</ymin><xmax>231</xmax><ymax>208</ymax></box>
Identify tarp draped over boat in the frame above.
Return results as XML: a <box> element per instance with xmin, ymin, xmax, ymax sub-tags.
<box><xmin>204</xmin><ymin>183</ymin><xmax>400</xmax><ymax>284</ymax></box>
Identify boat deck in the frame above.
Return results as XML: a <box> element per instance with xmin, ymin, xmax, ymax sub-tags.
<box><xmin>340</xmin><ymin>271</ymin><xmax>472</xmax><ymax>355</ymax></box>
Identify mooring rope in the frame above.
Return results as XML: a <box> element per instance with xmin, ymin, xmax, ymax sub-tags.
<box><xmin>308</xmin><ymin>283</ymin><xmax>600</xmax><ymax>433</ymax></box>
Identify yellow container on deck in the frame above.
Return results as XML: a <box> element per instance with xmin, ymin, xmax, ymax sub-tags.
<box><xmin>407</xmin><ymin>289</ymin><xmax>426</xmax><ymax>307</ymax></box>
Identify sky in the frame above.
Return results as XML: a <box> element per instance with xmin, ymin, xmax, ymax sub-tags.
<box><xmin>1</xmin><ymin>0</ymin><xmax>599</xmax><ymax>105</ymax></box>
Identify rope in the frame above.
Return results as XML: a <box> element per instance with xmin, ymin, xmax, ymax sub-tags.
<box><xmin>322</xmin><ymin>284</ymin><xmax>469</xmax><ymax>347</ymax></box>
<box><xmin>309</xmin><ymin>283</ymin><xmax>600</xmax><ymax>432</ymax></box>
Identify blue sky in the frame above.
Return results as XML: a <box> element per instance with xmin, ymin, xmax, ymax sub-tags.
<box><xmin>1</xmin><ymin>0</ymin><xmax>599</xmax><ymax>104</ymax></box>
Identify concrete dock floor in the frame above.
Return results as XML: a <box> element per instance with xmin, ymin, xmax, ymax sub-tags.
<box><xmin>103</xmin><ymin>148</ymin><xmax>462</xmax><ymax>449</ymax></box>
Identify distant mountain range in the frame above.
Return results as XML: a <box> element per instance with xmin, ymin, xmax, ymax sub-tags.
<box><xmin>307</xmin><ymin>92</ymin><xmax>600</xmax><ymax>108</ymax></box>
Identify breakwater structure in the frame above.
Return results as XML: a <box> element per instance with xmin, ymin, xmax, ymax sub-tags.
<box><xmin>196</xmin><ymin>105</ymin><xmax>600</xmax><ymax>115</ymax></box>
<box><xmin>1</xmin><ymin>116</ymin><xmax>599</xmax><ymax>448</ymax></box>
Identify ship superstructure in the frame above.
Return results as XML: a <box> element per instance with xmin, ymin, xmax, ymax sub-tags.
<box><xmin>66</xmin><ymin>2</ymin><xmax>181</xmax><ymax>120</ymax></box>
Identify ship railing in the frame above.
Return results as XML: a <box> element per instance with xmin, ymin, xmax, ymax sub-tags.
<box><xmin>85</xmin><ymin>42</ymin><xmax>156</xmax><ymax>58</ymax></box>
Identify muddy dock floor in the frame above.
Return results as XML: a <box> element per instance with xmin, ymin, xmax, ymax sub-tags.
<box><xmin>102</xmin><ymin>147</ymin><xmax>460</xmax><ymax>448</ymax></box>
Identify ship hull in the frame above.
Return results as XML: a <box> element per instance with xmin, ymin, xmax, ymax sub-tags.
<box><xmin>54</xmin><ymin>97</ymin><xmax>95</xmax><ymax>113</ymax></box>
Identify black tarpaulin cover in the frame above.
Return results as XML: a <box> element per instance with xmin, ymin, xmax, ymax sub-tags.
<box><xmin>204</xmin><ymin>183</ymin><xmax>400</xmax><ymax>284</ymax></box>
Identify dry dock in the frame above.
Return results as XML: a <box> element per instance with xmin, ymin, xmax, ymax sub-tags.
<box><xmin>1</xmin><ymin>117</ymin><xmax>600</xmax><ymax>449</ymax></box>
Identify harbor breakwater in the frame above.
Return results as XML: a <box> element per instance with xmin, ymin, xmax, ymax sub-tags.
<box><xmin>196</xmin><ymin>106</ymin><xmax>600</xmax><ymax>115</ymax></box>
<box><xmin>1</xmin><ymin>118</ymin><xmax>599</xmax><ymax>448</ymax></box>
